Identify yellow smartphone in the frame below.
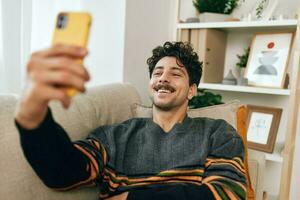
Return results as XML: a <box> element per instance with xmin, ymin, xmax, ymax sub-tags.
<box><xmin>52</xmin><ymin>12</ymin><xmax>92</xmax><ymax>96</ymax></box>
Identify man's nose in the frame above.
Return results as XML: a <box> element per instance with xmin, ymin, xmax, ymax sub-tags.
<box><xmin>158</xmin><ymin>72</ymin><xmax>170</xmax><ymax>83</ymax></box>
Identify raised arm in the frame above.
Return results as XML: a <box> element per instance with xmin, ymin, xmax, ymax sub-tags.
<box><xmin>14</xmin><ymin>45</ymin><xmax>104</xmax><ymax>189</ymax></box>
<box><xmin>15</xmin><ymin>44</ymin><xmax>89</xmax><ymax>129</ymax></box>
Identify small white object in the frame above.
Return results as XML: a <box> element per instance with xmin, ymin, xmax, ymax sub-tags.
<box><xmin>247</xmin><ymin>13</ymin><xmax>252</xmax><ymax>21</ymax></box>
<box><xmin>198</xmin><ymin>12</ymin><xmax>231</xmax><ymax>22</ymax></box>
<box><xmin>222</xmin><ymin>69</ymin><xmax>237</xmax><ymax>85</ymax></box>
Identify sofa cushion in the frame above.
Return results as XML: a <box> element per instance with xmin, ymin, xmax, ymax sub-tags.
<box><xmin>131</xmin><ymin>100</ymin><xmax>240</xmax><ymax>129</ymax></box>
<box><xmin>0</xmin><ymin>95</ymin><xmax>97</xmax><ymax>200</ymax></box>
<box><xmin>50</xmin><ymin>83</ymin><xmax>141</xmax><ymax>141</ymax></box>
<box><xmin>0</xmin><ymin>83</ymin><xmax>141</xmax><ymax>200</ymax></box>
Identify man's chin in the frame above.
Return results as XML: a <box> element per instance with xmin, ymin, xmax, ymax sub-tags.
<box><xmin>152</xmin><ymin>102</ymin><xmax>174</xmax><ymax>111</ymax></box>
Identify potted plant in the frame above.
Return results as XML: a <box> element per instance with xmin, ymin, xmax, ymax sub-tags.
<box><xmin>193</xmin><ymin>0</ymin><xmax>243</xmax><ymax>22</ymax></box>
<box><xmin>188</xmin><ymin>88</ymin><xmax>223</xmax><ymax>109</ymax></box>
<box><xmin>235</xmin><ymin>47</ymin><xmax>250</xmax><ymax>85</ymax></box>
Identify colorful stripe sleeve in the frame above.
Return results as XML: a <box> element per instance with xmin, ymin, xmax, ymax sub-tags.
<box><xmin>15</xmin><ymin>108</ymin><xmax>106</xmax><ymax>190</ymax></box>
<box><xmin>202</xmin><ymin>120</ymin><xmax>247</xmax><ymax>200</ymax></box>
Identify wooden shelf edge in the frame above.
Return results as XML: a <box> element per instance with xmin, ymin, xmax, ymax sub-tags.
<box><xmin>177</xmin><ymin>19</ymin><xmax>298</xmax><ymax>29</ymax></box>
<box><xmin>265</xmin><ymin>152</ymin><xmax>283</xmax><ymax>163</ymax></box>
<box><xmin>199</xmin><ymin>83</ymin><xmax>290</xmax><ymax>96</ymax></box>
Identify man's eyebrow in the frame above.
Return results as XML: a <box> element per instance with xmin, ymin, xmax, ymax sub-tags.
<box><xmin>154</xmin><ymin>66</ymin><xmax>183</xmax><ymax>70</ymax></box>
<box><xmin>171</xmin><ymin>66</ymin><xmax>185</xmax><ymax>73</ymax></box>
<box><xmin>153</xmin><ymin>66</ymin><xmax>164</xmax><ymax>70</ymax></box>
<box><xmin>171</xmin><ymin>66</ymin><xmax>183</xmax><ymax>70</ymax></box>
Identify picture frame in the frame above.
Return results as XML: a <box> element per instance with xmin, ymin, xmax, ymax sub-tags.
<box><xmin>244</xmin><ymin>32</ymin><xmax>293</xmax><ymax>88</ymax></box>
<box><xmin>246</xmin><ymin>105</ymin><xmax>282</xmax><ymax>153</ymax></box>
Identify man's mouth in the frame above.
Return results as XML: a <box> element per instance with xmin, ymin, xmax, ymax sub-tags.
<box><xmin>153</xmin><ymin>84</ymin><xmax>175</xmax><ymax>94</ymax></box>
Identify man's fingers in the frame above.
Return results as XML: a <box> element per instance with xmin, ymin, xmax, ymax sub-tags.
<box><xmin>33</xmin><ymin>84</ymin><xmax>71</xmax><ymax>108</ymax></box>
<box><xmin>31</xmin><ymin>83</ymin><xmax>71</xmax><ymax>108</ymax></box>
<box><xmin>30</xmin><ymin>70</ymin><xmax>86</xmax><ymax>93</ymax></box>
<box><xmin>28</xmin><ymin>56</ymin><xmax>90</xmax><ymax>81</ymax></box>
<box><xmin>33</xmin><ymin>44</ymin><xmax>88</xmax><ymax>59</ymax></box>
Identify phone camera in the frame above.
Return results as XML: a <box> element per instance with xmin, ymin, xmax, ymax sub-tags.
<box><xmin>57</xmin><ymin>13</ymin><xmax>68</xmax><ymax>29</ymax></box>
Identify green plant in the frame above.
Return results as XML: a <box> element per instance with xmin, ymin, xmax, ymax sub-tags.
<box><xmin>193</xmin><ymin>0</ymin><xmax>242</xmax><ymax>14</ymax></box>
<box><xmin>256</xmin><ymin>0</ymin><xmax>267</xmax><ymax>19</ymax></box>
<box><xmin>188</xmin><ymin>88</ymin><xmax>223</xmax><ymax>108</ymax></box>
<box><xmin>236</xmin><ymin>47</ymin><xmax>250</xmax><ymax>68</ymax></box>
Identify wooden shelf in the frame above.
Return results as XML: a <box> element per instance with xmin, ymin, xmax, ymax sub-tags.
<box><xmin>175</xmin><ymin>1</ymin><xmax>300</xmax><ymax>197</ymax></box>
<box><xmin>177</xmin><ymin>19</ymin><xmax>298</xmax><ymax>31</ymax></box>
<box><xmin>199</xmin><ymin>83</ymin><xmax>290</xmax><ymax>96</ymax></box>
<box><xmin>265</xmin><ymin>152</ymin><xmax>283</xmax><ymax>163</ymax></box>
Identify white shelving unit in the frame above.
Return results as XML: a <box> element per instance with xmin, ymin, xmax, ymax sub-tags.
<box><xmin>265</xmin><ymin>152</ymin><xmax>283</xmax><ymax>163</ymax></box>
<box><xmin>174</xmin><ymin>1</ymin><xmax>300</xmax><ymax>199</ymax></box>
<box><xmin>199</xmin><ymin>83</ymin><xmax>291</xmax><ymax>96</ymax></box>
<box><xmin>177</xmin><ymin>19</ymin><xmax>298</xmax><ymax>31</ymax></box>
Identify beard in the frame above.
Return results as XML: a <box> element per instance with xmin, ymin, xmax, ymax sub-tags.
<box><xmin>151</xmin><ymin>97</ymin><xmax>174</xmax><ymax>111</ymax></box>
<box><xmin>149</xmin><ymin>94</ymin><xmax>188</xmax><ymax>112</ymax></box>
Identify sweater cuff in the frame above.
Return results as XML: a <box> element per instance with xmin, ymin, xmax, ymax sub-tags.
<box><xmin>15</xmin><ymin>108</ymin><xmax>55</xmax><ymax>135</ymax></box>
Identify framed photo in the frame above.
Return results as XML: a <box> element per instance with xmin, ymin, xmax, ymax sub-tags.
<box><xmin>246</xmin><ymin>105</ymin><xmax>282</xmax><ymax>153</ymax></box>
<box><xmin>244</xmin><ymin>32</ymin><xmax>293</xmax><ymax>88</ymax></box>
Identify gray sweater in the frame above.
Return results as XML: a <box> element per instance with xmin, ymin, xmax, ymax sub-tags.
<box><xmin>17</xmin><ymin>110</ymin><xmax>247</xmax><ymax>199</ymax></box>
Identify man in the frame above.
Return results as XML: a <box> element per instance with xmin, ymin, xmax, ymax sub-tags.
<box><xmin>15</xmin><ymin>41</ymin><xmax>247</xmax><ymax>200</ymax></box>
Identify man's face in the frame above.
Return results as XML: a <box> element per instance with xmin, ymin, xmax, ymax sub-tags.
<box><xmin>148</xmin><ymin>56</ymin><xmax>196</xmax><ymax>111</ymax></box>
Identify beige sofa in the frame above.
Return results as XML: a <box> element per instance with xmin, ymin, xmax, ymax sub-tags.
<box><xmin>0</xmin><ymin>83</ymin><xmax>265</xmax><ymax>200</ymax></box>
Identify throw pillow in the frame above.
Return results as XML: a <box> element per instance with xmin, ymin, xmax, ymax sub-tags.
<box><xmin>131</xmin><ymin>100</ymin><xmax>241</xmax><ymax>129</ymax></box>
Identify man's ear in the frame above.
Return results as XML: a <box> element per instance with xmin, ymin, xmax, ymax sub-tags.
<box><xmin>188</xmin><ymin>84</ymin><xmax>197</xmax><ymax>100</ymax></box>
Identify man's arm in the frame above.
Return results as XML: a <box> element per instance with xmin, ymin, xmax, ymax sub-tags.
<box><xmin>14</xmin><ymin>44</ymin><xmax>100</xmax><ymax>189</ymax></box>
<box><xmin>203</xmin><ymin>120</ymin><xmax>247</xmax><ymax>200</ymax></box>
<box><xmin>16</xmin><ymin>108</ymin><xmax>107</xmax><ymax>189</ymax></box>
<box><xmin>15</xmin><ymin>44</ymin><xmax>89</xmax><ymax>130</ymax></box>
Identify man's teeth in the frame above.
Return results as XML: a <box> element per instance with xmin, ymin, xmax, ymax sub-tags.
<box><xmin>158</xmin><ymin>89</ymin><xmax>171</xmax><ymax>93</ymax></box>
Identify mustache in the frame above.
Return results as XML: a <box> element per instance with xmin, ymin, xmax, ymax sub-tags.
<box><xmin>153</xmin><ymin>84</ymin><xmax>175</xmax><ymax>92</ymax></box>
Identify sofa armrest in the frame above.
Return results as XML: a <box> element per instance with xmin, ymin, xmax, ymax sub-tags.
<box><xmin>0</xmin><ymin>83</ymin><xmax>141</xmax><ymax>200</ymax></box>
<box><xmin>248</xmin><ymin>149</ymin><xmax>266</xmax><ymax>200</ymax></box>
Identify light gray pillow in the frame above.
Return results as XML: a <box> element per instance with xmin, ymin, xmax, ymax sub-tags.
<box><xmin>131</xmin><ymin>100</ymin><xmax>241</xmax><ymax>129</ymax></box>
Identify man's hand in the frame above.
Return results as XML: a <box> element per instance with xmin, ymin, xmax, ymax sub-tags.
<box><xmin>15</xmin><ymin>44</ymin><xmax>90</xmax><ymax>129</ymax></box>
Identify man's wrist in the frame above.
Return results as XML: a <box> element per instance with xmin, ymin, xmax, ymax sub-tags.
<box><xmin>15</xmin><ymin>108</ymin><xmax>48</xmax><ymax>130</ymax></box>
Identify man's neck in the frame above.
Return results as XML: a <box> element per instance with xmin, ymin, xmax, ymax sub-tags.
<box><xmin>152</xmin><ymin>105</ymin><xmax>187</xmax><ymax>133</ymax></box>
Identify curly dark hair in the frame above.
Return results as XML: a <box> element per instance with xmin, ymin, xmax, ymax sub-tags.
<box><xmin>147</xmin><ymin>41</ymin><xmax>202</xmax><ymax>86</ymax></box>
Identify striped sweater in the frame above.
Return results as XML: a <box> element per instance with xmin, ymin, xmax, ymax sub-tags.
<box><xmin>16</xmin><ymin>109</ymin><xmax>247</xmax><ymax>200</ymax></box>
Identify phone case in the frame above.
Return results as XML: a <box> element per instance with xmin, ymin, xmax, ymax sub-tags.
<box><xmin>52</xmin><ymin>12</ymin><xmax>91</xmax><ymax>96</ymax></box>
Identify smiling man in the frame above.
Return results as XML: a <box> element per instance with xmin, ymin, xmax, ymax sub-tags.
<box><xmin>15</xmin><ymin>41</ymin><xmax>247</xmax><ymax>200</ymax></box>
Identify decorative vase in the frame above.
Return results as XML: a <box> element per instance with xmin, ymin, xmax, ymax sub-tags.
<box><xmin>222</xmin><ymin>69</ymin><xmax>237</xmax><ymax>85</ymax></box>
<box><xmin>236</xmin><ymin>67</ymin><xmax>246</xmax><ymax>78</ymax></box>
<box><xmin>236</xmin><ymin>68</ymin><xmax>248</xmax><ymax>86</ymax></box>
<box><xmin>198</xmin><ymin>12</ymin><xmax>231</xmax><ymax>22</ymax></box>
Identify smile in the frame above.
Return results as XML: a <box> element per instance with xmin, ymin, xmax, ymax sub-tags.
<box><xmin>158</xmin><ymin>89</ymin><xmax>172</xmax><ymax>93</ymax></box>
<box><xmin>153</xmin><ymin>84</ymin><xmax>176</xmax><ymax>94</ymax></box>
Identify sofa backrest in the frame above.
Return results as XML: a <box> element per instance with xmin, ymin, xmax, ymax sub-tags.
<box><xmin>0</xmin><ymin>83</ymin><xmax>141</xmax><ymax>200</ymax></box>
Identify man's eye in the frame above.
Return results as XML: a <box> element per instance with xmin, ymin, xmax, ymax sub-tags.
<box><xmin>173</xmin><ymin>73</ymin><xmax>181</xmax><ymax>77</ymax></box>
<box><xmin>153</xmin><ymin>72</ymin><xmax>162</xmax><ymax>76</ymax></box>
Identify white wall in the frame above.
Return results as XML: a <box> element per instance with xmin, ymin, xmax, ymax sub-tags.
<box><xmin>1</xmin><ymin>0</ymin><xmax>22</xmax><ymax>94</ymax></box>
<box><xmin>30</xmin><ymin>0</ymin><xmax>125</xmax><ymax>88</ymax></box>
<box><xmin>79</xmin><ymin>0</ymin><xmax>125</xmax><ymax>87</ymax></box>
<box><xmin>123</xmin><ymin>0</ymin><xmax>175</xmax><ymax>105</ymax></box>
<box><xmin>31</xmin><ymin>1</ymin><xmax>81</xmax><ymax>51</ymax></box>
<box><xmin>3</xmin><ymin>0</ymin><xmax>176</xmax><ymax>98</ymax></box>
